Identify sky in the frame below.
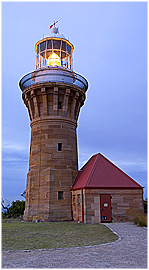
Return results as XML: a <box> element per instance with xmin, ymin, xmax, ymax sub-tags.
<box><xmin>2</xmin><ymin>1</ymin><xmax>147</xmax><ymax>203</ymax></box>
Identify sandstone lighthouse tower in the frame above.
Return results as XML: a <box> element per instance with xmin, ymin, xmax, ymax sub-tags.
<box><xmin>19</xmin><ymin>22</ymin><xmax>88</xmax><ymax>221</ymax></box>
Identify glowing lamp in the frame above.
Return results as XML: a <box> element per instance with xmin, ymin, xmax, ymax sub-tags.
<box><xmin>47</xmin><ymin>52</ymin><xmax>61</xmax><ymax>66</ymax></box>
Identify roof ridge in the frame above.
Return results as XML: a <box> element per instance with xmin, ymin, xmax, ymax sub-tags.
<box><xmin>86</xmin><ymin>154</ymin><xmax>101</xmax><ymax>187</ymax></box>
<box><xmin>72</xmin><ymin>154</ymin><xmax>99</xmax><ymax>189</ymax></box>
<box><xmin>80</xmin><ymin>153</ymin><xmax>98</xmax><ymax>171</ymax></box>
<box><xmin>100</xmin><ymin>153</ymin><xmax>142</xmax><ymax>187</ymax></box>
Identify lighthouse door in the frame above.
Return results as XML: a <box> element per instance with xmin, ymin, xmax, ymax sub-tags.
<box><xmin>100</xmin><ymin>194</ymin><xmax>112</xmax><ymax>222</ymax></box>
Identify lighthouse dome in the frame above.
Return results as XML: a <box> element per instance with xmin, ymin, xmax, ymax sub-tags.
<box><xmin>50</xmin><ymin>24</ymin><xmax>65</xmax><ymax>39</ymax></box>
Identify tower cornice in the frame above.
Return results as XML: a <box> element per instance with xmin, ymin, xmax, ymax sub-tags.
<box><xmin>19</xmin><ymin>67</ymin><xmax>88</xmax><ymax>93</ymax></box>
<box><xmin>22</xmin><ymin>81</ymin><xmax>86</xmax><ymax>98</ymax></box>
<box><xmin>30</xmin><ymin>117</ymin><xmax>77</xmax><ymax>128</ymax></box>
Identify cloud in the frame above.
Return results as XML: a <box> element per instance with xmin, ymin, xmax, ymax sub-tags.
<box><xmin>2</xmin><ymin>157</ymin><xmax>28</xmax><ymax>162</ymax></box>
<box><xmin>113</xmin><ymin>159</ymin><xmax>147</xmax><ymax>172</ymax></box>
<box><xmin>2</xmin><ymin>142</ymin><xmax>29</xmax><ymax>151</ymax></box>
<box><xmin>78</xmin><ymin>150</ymin><xmax>147</xmax><ymax>173</ymax></box>
<box><xmin>2</xmin><ymin>142</ymin><xmax>29</xmax><ymax>169</ymax></box>
<box><xmin>2</xmin><ymin>142</ymin><xmax>29</xmax><ymax>202</ymax></box>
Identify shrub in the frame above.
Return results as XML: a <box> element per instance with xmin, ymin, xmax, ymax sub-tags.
<box><xmin>143</xmin><ymin>198</ymin><xmax>147</xmax><ymax>214</ymax></box>
<box><xmin>133</xmin><ymin>214</ymin><xmax>147</xmax><ymax>227</ymax></box>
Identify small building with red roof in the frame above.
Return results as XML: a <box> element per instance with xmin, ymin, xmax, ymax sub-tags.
<box><xmin>71</xmin><ymin>153</ymin><xmax>143</xmax><ymax>223</ymax></box>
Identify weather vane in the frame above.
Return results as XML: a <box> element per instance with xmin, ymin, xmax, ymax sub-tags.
<box><xmin>49</xmin><ymin>20</ymin><xmax>58</xmax><ymax>29</ymax></box>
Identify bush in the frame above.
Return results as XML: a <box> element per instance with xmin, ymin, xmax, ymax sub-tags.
<box><xmin>2</xmin><ymin>212</ymin><xmax>7</xmax><ymax>219</ymax></box>
<box><xmin>143</xmin><ymin>198</ymin><xmax>147</xmax><ymax>214</ymax></box>
<box><xmin>134</xmin><ymin>214</ymin><xmax>147</xmax><ymax>227</ymax></box>
<box><xmin>6</xmin><ymin>200</ymin><xmax>25</xmax><ymax>218</ymax></box>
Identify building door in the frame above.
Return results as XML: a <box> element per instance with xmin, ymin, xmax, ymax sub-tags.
<box><xmin>100</xmin><ymin>194</ymin><xmax>112</xmax><ymax>222</ymax></box>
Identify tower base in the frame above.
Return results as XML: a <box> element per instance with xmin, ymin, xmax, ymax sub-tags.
<box><xmin>23</xmin><ymin>168</ymin><xmax>77</xmax><ymax>222</ymax></box>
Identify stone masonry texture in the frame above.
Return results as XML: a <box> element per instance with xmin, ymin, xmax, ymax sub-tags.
<box><xmin>22</xmin><ymin>82</ymin><xmax>85</xmax><ymax>221</ymax></box>
<box><xmin>72</xmin><ymin>189</ymin><xmax>143</xmax><ymax>223</ymax></box>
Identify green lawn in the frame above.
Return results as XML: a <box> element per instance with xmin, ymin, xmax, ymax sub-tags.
<box><xmin>2</xmin><ymin>219</ymin><xmax>118</xmax><ymax>251</ymax></box>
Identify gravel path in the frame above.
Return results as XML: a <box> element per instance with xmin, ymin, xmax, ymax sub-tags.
<box><xmin>2</xmin><ymin>223</ymin><xmax>147</xmax><ymax>268</ymax></box>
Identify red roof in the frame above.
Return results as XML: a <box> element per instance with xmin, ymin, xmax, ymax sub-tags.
<box><xmin>72</xmin><ymin>153</ymin><xmax>143</xmax><ymax>190</ymax></box>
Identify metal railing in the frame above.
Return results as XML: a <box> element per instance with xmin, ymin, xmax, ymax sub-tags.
<box><xmin>19</xmin><ymin>67</ymin><xmax>88</xmax><ymax>92</ymax></box>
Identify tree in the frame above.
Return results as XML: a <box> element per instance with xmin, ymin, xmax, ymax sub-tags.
<box><xmin>7</xmin><ymin>200</ymin><xmax>25</xmax><ymax>218</ymax></box>
<box><xmin>21</xmin><ymin>190</ymin><xmax>26</xmax><ymax>198</ymax></box>
<box><xmin>2</xmin><ymin>200</ymin><xmax>25</xmax><ymax>218</ymax></box>
<box><xmin>1</xmin><ymin>198</ymin><xmax>10</xmax><ymax>216</ymax></box>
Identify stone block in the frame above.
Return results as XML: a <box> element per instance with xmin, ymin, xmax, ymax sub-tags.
<box><xmin>94</xmin><ymin>196</ymin><xmax>100</xmax><ymax>203</ymax></box>
<box><xmin>92</xmin><ymin>216</ymin><xmax>100</xmax><ymax>224</ymax></box>
<box><xmin>94</xmin><ymin>210</ymin><xmax>100</xmax><ymax>217</ymax></box>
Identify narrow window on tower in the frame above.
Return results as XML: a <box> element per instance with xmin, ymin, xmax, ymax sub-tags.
<box><xmin>58</xmin><ymin>143</ymin><xmax>62</xmax><ymax>151</ymax></box>
<box><xmin>58</xmin><ymin>101</ymin><xmax>62</xmax><ymax>109</ymax></box>
<box><xmin>58</xmin><ymin>191</ymin><xmax>63</xmax><ymax>200</ymax></box>
<box><xmin>73</xmin><ymin>195</ymin><xmax>76</xmax><ymax>205</ymax></box>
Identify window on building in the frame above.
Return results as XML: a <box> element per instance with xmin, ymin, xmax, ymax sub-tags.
<box><xmin>73</xmin><ymin>195</ymin><xmax>76</xmax><ymax>204</ymax></box>
<box><xmin>58</xmin><ymin>191</ymin><xmax>63</xmax><ymax>200</ymax></box>
<box><xmin>77</xmin><ymin>194</ymin><xmax>80</xmax><ymax>206</ymax></box>
<box><xmin>104</xmin><ymin>203</ymin><xmax>108</xmax><ymax>207</ymax></box>
<box><xmin>58</xmin><ymin>143</ymin><xmax>62</xmax><ymax>151</ymax></box>
<box><xmin>58</xmin><ymin>102</ymin><xmax>62</xmax><ymax>109</ymax></box>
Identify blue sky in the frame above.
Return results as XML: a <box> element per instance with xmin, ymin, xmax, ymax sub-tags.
<box><xmin>2</xmin><ymin>1</ymin><xmax>147</xmax><ymax>203</ymax></box>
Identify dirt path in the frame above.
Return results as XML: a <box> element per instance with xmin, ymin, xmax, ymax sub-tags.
<box><xmin>2</xmin><ymin>223</ymin><xmax>147</xmax><ymax>268</ymax></box>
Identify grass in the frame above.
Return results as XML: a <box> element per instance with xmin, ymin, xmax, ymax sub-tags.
<box><xmin>2</xmin><ymin>219</ymin><xmax>118</xmax><ymax>251</ymax></box>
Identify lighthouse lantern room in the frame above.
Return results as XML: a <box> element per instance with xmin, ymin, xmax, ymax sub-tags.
<box><xmin>35</xmin><ymin>22</ymin><xmax>74</xmax><ymax>70</ymax></box>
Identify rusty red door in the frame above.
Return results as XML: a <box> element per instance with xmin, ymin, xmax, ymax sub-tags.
<box><xmin>100</xmin><ymin>194</ymin><xmax>112</xmax><ymax>222</ymax></box>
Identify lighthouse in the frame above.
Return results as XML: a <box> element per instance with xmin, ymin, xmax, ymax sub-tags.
<box><xmin>19</xmin><ymin>22</ymin><xmax>88</xmax><ymax>221</ymax></box>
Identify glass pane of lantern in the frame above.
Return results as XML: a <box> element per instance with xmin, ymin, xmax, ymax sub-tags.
<box><xmin>40</xmin><ymin>51</ymin><xmax>45</xmax><ymax>58</ymax></box>
<box><xmin>61</xmin><ymin>52</ymin><xmax>66</xmax><ymax>59</ymax></box>
<box><xmin>41</xmin><ymin>56</ymin><xmax>44</xmax><ymax>66</ymax></box>
<box><xmin>40</xmin><ymin>41</ymin><xmax>46</xmax><ymax>52</ymax></box>
<box><xmin>53</xmin><ymin>40</ymin><xmax>61</xmax><ymax>50</ymax></box>
<box><xmin>37</xmin><ymin>55</ymin><xmax>40</xmax><ymax>63</ymax></box>
<box><xmin>37</xmin><ymin>45</ymin><xmax>39</xmax><ymax>54</ymax></box>
<box><xmin>46</xmin><ymin>50</ymin><xmax>52</xmax><ymax>59</ymax></box>
<box><xmin>62</xmin><ymin>57</ymin><xmax>67</xmax><ymax>68</ymax></box>
<box><xmin>47</xmin><ymin>40</ymin><xmax>52</xmax><ymax>49</ymax></box>
<box><xmin>53</xmin><ymin>50</ymin><xmax>60</xmax><ymax>58</ymax></box>
<box><xmin>67</xmin><ymin>44</ymin><xmax>71</xmax><ymax>55</ymax></box>
<box><xmin>68</xmin><ymin>55</ymin><xmax>71</xmax><ymax>68</ymax></box>
<box><xmin>62</xmin><ymin>41</ymin><xmax>66</xmax><ymax>51</ymax></box>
